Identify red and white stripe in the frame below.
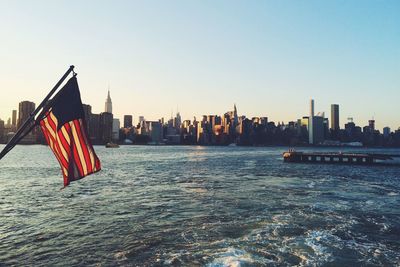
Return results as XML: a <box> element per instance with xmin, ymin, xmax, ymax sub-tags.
<box><xmin>40</xmin><ymin>111</ymin><xmax>101</xmax><ymax>186</ymax></box>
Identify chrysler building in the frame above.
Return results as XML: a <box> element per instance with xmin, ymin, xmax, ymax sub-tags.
<box><xmin>105</xmin><ymin>90</ymin><xmax>112</xmax><ymax>114</ymax></box>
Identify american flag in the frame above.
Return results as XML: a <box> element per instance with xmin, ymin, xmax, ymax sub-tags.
<box><xmin>39</xmin><ymin>77</ymin><xmax>101</xmax><ymax>187</ymax></box>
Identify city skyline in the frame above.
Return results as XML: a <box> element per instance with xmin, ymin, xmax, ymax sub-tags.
<box><xmin>0</xmin><ymin>91</ymin><xmax>398</xmax><ymax>133</ymax></box>
<box><xmin>0</xmin><ymin>1</ymin><xmax>399</xmax><ymax>130</ymax></box>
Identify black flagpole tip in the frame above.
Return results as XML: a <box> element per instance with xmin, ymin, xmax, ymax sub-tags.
<box><xmin>70</xmin><ymin>65</ymin><xmax>77</xmax><ymax>76</ymax></box>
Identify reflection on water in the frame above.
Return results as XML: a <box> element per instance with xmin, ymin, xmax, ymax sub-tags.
<box><xmin>0</xmin><ymin>145</ymin><xmax>399</xmax><ymax>266</ymax></box>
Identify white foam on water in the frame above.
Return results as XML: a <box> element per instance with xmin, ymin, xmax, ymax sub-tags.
<box><xmin>307</xmin><ymin>182</ymin><xmax>316</xmax><ymax>188</ymax></box>
<box><xmin>206</xmin><ymin>248</ymin><xmax>255</xmax><ymax>267</ymax></box>
<box><xmin>272</xmin><ymin>214</ymin><xmax>292</xmax><ymax>224</ymax></box>
<box><xmin>114</xmin><ymin>251</ymin><xmax>128</xmax><ymax>262</ymax></box>
<box><xmin>164</xmin><ymin>252</ymin><xmax>184</xmax><ymax>265</ymax></box>
<box><xmin>303</xmin><ymin>230</ymin><xmax>340</xmax><ymax>265</ymax></box>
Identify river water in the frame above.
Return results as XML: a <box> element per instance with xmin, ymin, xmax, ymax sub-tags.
<box><xmin>0</xmin><ymin>145</ymin><xmax>399</xmax><ymax>266</ymax></box>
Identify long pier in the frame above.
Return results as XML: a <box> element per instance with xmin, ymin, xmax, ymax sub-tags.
<box><xmin>283</xmin><ymin>151</ymin><xmax>400</xmax><ymax>165</ymax></box>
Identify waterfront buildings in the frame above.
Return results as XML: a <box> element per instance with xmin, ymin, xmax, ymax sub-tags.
<box><xmin>1</xmin><ymin>96</ymin><xmax>400</xmax><ymax>147</ymax></box>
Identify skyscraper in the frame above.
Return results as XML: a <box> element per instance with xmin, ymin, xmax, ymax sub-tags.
<box><xmin>309</xmin><ymin>99</ymin><xmax>314</xmax><ymax>144</ymax></box>
<box><xmin>12</xmin><ymin>110</ymin><xmax>17</xmax><ymax>129</ymax></box>
<box><xmin>233</xmin><ymin>104</ymin><xmax>238</xmax><ymax>126</ymax></box>
<box><xmin>330</xmin><ymin>104</ymin><xmax>339</xmax><ymax>130</ymax></box>
<box><xmin>0</xmin><ymin>119</ymin><xmax>4</xmax><ymax>143</ymax></box>
<box><xmin>174</xmin><ymin>112</ymin><xmax>182</xmax><ymax>130</ymax></box>
<box><xmin>105</xmin><ymin>90</ymin><xmax>112</xmax><ymax>114</ymax></box>
<box><xmin>368</xmin><ymin>120</ymin><xmax>375</xmax><ymax>132</ymax></box>
<box><xmin>313</xmin><ymin>116</ymin><xmax>325</xmax><ymax>145</ymax></box>
<box><xmin>149</xmin><ymin>121</ymin><xmax>163</xmax><ymax>144</ymax></box>
<box><xmin>112</xmin><ymin>118</ymin><xmax>120</xmax><ymax>141</ymax></box>
<box><xmin>100</xmin><ymin>112</ymin><xmax>113</xmax><ymax>143</ymax></box>
<box><xmin>18</xmin><ymin>101</ymin><xmax>35</xmax><ymax>129</ymax></box>
<box><xmin>383</xmin><ymin>127</ymin><xmax>391</xmax><ymax>138</ymax></box>
<box><xmin>82</xmin><ymin>104</ymin><xmax>92</xmax><ymax>134</ymax></box>
<box><xmin>124</xmin><ymin>115</ymin><xmax>133</xmax><ymax>128</ymax></box>
<box><xmin>307</xmin><ymin>100</ymin><xmax>325</xmax><ymax>145</ymax></box>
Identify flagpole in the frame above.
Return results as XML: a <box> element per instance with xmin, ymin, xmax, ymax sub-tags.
<box><xmin>0</xmin><ymin>65</ymin><xmax>75</xmax><ymax>160</ymax></box>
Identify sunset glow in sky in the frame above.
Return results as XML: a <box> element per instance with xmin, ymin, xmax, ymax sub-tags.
<box><xmin>0</xmin><ymin>0</ymin><xmax>399</xmax><ymax>130</ymax></box>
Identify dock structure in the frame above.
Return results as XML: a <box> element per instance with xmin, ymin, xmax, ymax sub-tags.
<box><xmin>283</xmin><ymin>151</ymin><xmax>400</xmax><ymax>165</ymax></box>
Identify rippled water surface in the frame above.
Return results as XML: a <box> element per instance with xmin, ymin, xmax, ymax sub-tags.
<box><xmin>0</xmin><ymin>145</ymin><xmax>399</xmax><ymax>266</ymax></box>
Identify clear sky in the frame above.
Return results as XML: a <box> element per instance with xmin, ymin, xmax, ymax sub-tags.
<box><xmin>0</xmin><ymin>0</ymin><xmax>399</xmax><ymax>131</ymax></box>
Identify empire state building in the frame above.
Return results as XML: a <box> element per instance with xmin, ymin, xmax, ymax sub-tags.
<box><xmin>105</xmin><ymin>90</ymin><xmax>112</xmax><ymax>114</ymax></box>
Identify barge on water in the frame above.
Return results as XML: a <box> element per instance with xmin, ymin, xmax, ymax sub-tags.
<box><xmin>283</xmin><ymin>150</ymin><xmax>400</xmax><ymax>165</ymax></box>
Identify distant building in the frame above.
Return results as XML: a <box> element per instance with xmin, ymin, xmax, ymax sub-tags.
<box><xmin>383</xmin><ymin>127</ymin><xmax>391</xmax><ymax>138</ymax></box>
<box><xmin>238</xmin><ymin>118</ymin><xmax>253</xmax><ymax>145</ymax></box>
<box><xmin>309</xmin><ymin>99</ymin><xmax>314</xmax><ymax>144</ymax></box>
<box><xmin>149</xmin><ymin>121</ymin><xmax>163</xmax><ymax>144</ymax></box>
<box><xmin>18</xmin><ymin>101</ymin><xmax>35</xmax><ymax>129</ymax></box>
<box><xmin>17</xmin><ymin>101</ymin><xmax>37</xmax><ymax>143</ymax></box>
<box><xmin>300</xmin><ymin>116</ymin><xmax>309</xmax><ymax>128</ymax></box>
<box><xmin>330</xmin><ymin>104</ymin><xmax>339</xmax><ymax>130</ymax></box>
<box><xmin>82</xmin><ymin>104</ymin><xmax>92</xmax><ymax>119</ymax></box>
<box><xmin>123</xmin><ymin>115</ymin><xmax>133</xmax><ymax>128</ymax></box>
<box><xmin>82</xmin><ymin>104</ymin><xmax>92</xmax><ymax>133</ymax></box>
<box><xmin>368</xmin><ymin>120</ymin><xmax>375</xmax><ymax>132</ymax></box>
<box><xmin>208</xmin><ymin>115</ymin><xmax>216</xmax><ymax>130</ymax></box>
<box><xmin>139</xmin><ymin>116</ymin><xmax>145</xmax><ymax>124</ymax></box>
<box><xmin>112</xmin><ymin>118</ymin><xmax>120</xmax><ymax>141</ymax></box>
<box><xmin>11</xmin><ymin>110</ymin><xmax>17</xmax><ymax>129</ymax></box>
<box><xmin>308</xmin><ymin>100</ymin><xmax>325</xmax><ymax>145</ymax></box>
<box><xmin>100</xmin><ymin>112</ymin><xmax>113</xmax><ymax>144</ymax></box>
<box><xmin>313</xmin><ymin>116</ymin><xmax>325</xmax><ymax>144</ymax></box>
<box><xmin>174</xmin><ymin>112</ymin><xmax>182</xmax><ymax>130</ymax></box>
<box><xmin>323</xmin><ymin>117</ymin><xmax>329</xmax><ymax>139</ymax></box>
<box><xmin>0</xmin><ymin>119</ymin><xmax>4</xmax><ymax>143</ymax></box>
<box><xmin>89</xmin><ymin>113</ymin><xmax>101</xmax><ymax>144</ymax></box>
<box><xmin>233</xmin><ymin>104</ymin><xmax>238</xmax><ymax>126</ymax></box>
<box><xmin>260</xmin><ymin>117</ymin><xmax>268</xmax><ymax>126</ymax></box>
<box><xmin>105</xmin><ymin>90</ymin><xmax>112</xmax><ymax>113</ymax></box>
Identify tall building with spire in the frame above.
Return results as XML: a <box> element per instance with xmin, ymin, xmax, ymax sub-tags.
<box><xmin>105</xmin><ymin>90</ymin><xmax>112</xmax><ymax>114</ymax></box>
<box><xmin>233</xmin><ymin>103</ymin><xmax>238</xmax><ymax>126</ymax></box>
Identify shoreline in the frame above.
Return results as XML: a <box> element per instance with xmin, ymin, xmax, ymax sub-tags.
<box><xmin>2</xmin><ymin>143</ymin><xmax>400</xmax><ymax>149</ymax></box>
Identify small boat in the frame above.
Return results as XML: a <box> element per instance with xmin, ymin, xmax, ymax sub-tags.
<box><xmin>105</xmin><ymin>142</ymin><xmax>120</xmax><ymax>148</ymax></box>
